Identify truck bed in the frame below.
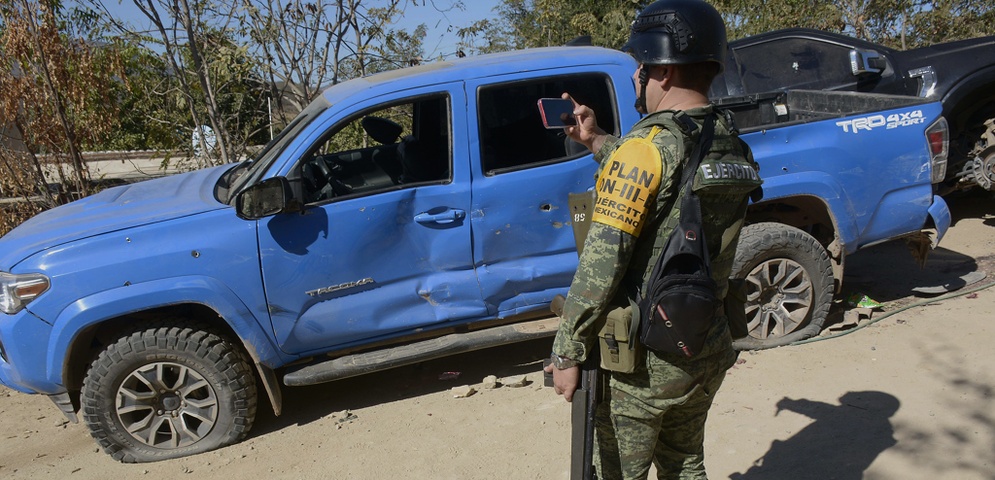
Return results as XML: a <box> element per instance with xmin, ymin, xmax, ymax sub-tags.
<box><xmin>716</xmin><ymin>89</ymin><xmax>929</xmax><ymax>132</ymax></box>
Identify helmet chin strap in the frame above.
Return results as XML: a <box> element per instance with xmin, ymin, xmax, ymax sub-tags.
<box><xmin>636</xmin><ymin>65</ymin><xmax>650</xmax><ymax>114</ymax></box>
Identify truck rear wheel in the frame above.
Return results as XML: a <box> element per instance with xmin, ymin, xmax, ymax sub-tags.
<box><xmin>731</xmin><ymin>222</ymin><xmax>834</xmax><ymax>349</ymax></box>
<box><xmin>81</xmin><ymin>322</ymin><xmax>257</xmax><ymax>463</ymax></box>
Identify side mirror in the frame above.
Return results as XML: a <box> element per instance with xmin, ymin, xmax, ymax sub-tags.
<box><xmin>849</xmin><ymin>48</ymin><xmax>886</xmax><ymax>76</ymax></box>
<box><xmin>236</xmin><ymin>177</ymin><xmax>296</xmax><ymax>220</ymax></box>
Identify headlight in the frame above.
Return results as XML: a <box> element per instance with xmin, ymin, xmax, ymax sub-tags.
<box><xmin>0</xmin><ymin>271</ymin><xmax>50</xmax><ymax>314</ymax></box>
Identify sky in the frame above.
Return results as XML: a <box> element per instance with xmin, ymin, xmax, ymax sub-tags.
<box><xmin>402</xmin><ymin>0</ymin><xmax>503</xmax><ymax>56</ymax></box>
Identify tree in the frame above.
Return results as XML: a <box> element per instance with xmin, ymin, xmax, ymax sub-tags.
<box><xmin>102</xmin><ymin>41</ymin><xmax>188</xmax><ymax>151</ymax></box>
<box><xmin>0</xmin><ymin>0</ymin><xmax>124</xmax><ymax>224</ymax></box>
<box><xmin>128</xmin><ymin>0</ymin><xmax>243</xmax><ymax>167</ymax></box>
<box><xmin>83</xmin><ymin>0</ymin><xmax>268</xmax><ymax>168</ymax></box>
<box><xmin>710</xmin><ymin>0</ymin><xmax>845</xmax><ymax>39</ymax></box>
<box><xmin>710</xmin><ymin>0</ymin><xmax>994</xmax><ymax>47</ymax></box>
<box><xmin>239</xmin><ymin>0</ymin><xmax>348</xmax><ymax>127</ymax></box>
<box><xmin>469</xmin><ymin>0</ymin><xmax>650</xmax><ymax>52</ymax></box>
<box><xmin>87</xmin><ymin>0</ymin><xmax>426</xmax><ymax>160</ymax></box>
<box><xmin>485</xmin><ymin>0</ymin><xmax>994</xmax><ymax>52</ymax></box>
<box><xmin>901</xmin><ymin>0</ymin><xmax>995</xmax><ymax>48</ymax></box>
<box><xmin>236</xmin><ymin>0</ymin><xmax>425</xmax><ymax>131</ymax></box>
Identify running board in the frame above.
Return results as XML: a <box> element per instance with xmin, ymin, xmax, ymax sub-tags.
<box><xmin>283</xmin><ymin>317</ymin><xmax>559</xmax><ymax>386</ymax></box>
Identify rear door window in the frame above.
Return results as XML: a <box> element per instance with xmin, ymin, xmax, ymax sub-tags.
<box><xmin>477</xmin><ymin>74</ymin><xmax>617</xmax><ymax>175</ymax></box>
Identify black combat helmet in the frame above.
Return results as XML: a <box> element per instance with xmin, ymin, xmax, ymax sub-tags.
<box><xmin>622</xmin><ymin>0</ymin><xmax>727</xmax><ymax>72</ymax></box>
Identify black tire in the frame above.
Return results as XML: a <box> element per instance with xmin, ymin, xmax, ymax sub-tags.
<box><xmin>730</xmin><ymin>222</ymin><xmax>834</xmax><ymax>349</ymax></box>
<box><xmin>81</xmin><ymin>322</ymin><xmax>257</xmax><ymax>463</ymax></box>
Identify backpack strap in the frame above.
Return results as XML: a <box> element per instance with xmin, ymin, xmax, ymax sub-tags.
<box><xmin>679</xmin><ymin>113</ymin><xmax>715</xmax><ymax>191</ymax></box>
<box><xmin>626</xmin><ymin>112</ymin><xmax>717</xmax><ymax>348</ymax></box>
<box><xmin>646</xmin><ymin>113</ymin><xmax>715</xmax><ymax>286</ymax></box>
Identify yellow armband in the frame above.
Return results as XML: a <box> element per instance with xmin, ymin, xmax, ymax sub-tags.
<box><xmin>592</xmin><ymin>128</ymin><xmax>663</xmax><ymax>237</ymax></box>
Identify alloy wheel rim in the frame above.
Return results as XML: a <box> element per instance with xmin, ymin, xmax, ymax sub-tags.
<box><xmin>115</xmin><ymin>362</ymin><xmax>219</xmax><ymax>448</ymax></box>
<box><xmin>744</xmin><ymin>258</ymin><xmax>814</xmax><ymax>339</ymax></box>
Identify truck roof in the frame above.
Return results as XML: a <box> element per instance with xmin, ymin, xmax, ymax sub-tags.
<box><xmin>320</xmin><ymin>46</ymin><xmax>636</xmax><ymax>105</ymax></box>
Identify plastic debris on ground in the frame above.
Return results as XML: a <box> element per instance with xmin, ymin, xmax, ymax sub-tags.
<box><xmin>847</xmin><ymin>294</ymin><xmax>883</xmax><ymax>309</ymax></box>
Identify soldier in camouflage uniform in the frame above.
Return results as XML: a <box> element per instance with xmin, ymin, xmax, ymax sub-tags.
<box><xmin>544</xmin><ymin>1</ymin><xmax>762</xmax><ymax>478</ymax></box>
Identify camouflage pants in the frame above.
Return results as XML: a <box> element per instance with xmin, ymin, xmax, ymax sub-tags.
<box><xmin>595</xmin><ymin>323</ymin><xmax>736</xmax><ymax>480</ymax></box>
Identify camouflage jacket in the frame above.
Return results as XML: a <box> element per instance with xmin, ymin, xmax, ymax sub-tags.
<box><xmin>552</xmin><ymin>105</ymin><xmax>761</xmax><ymax>362</ymax></box>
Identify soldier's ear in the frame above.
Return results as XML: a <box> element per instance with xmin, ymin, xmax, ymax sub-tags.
<box><xmin>651</xmin><ymin>65</ymin><xmax>671</xmax><ymax>83</ymax></box>
<box><xmin>655</xmin><ymin>66</ymin><xmax>672</xmax><ymax>87</ymax></box>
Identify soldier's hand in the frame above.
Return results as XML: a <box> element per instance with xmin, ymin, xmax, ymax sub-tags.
<box><xmin>544</xmin><ymin>362</ymin><xmax>581</xmax><ymax>402</ymax></box>
<box><xmin>561</xmin><ymin>93</ymin><xmax>607</xmax><ymax>153</ymax></box>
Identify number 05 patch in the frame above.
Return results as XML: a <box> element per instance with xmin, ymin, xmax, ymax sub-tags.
<box><xmin>592</xmin><ymin>135</ymin><xmax>662</xmax><ymax>237</ymax></box>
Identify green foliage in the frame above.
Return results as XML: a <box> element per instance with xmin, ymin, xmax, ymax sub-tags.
<box><xmin>456</xmin><ymin>19</ymin><xmax>512</xmax><ymax>55</ymax></box>
<box><xmin>486</xmin><ymin>0</ymin><xmax>995</xmax><ymax>52</ymax></box>
<box><xmin>709</xmin><ymin>0</ymin><xmax>995</xmax><ymax>48</ymax></box>
<box><xmin>322</xmin><ymin>103</ymin><xmax>412</xmax><ymax>155</ymax></box>
<box><xmin>710</xmin><ymin>0</ymin><xmax>846</xmax><ymax>38</ymax></box>
<box><xmin>346</xmin><ymin>12</ymin><xmax>428</xmax><ymax>76</ymax></box>
<box><xmin>459</xmin><ymin>0</ymin><xmax>651</xmax><ymax>53</ymax></box>
<box><xmin>100</xmin><ymin>42</ymin><xmax>185</xmax><ymax>150</ymax></box>
<box><xmin>900</xmin><ymin>0</ymin><xmax>995</xmax><ymax>48</ymax></box>
<box><xmin>188</xmin><ymin>28</ymin><xmax>270</xmax><ymax>150</ymax></box>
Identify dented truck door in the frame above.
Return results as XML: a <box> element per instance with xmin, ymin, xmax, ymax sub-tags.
<box><xmin>465</xmin><ymin>68</ymin><xmax>638</xmax><ymax>316</ymax></box>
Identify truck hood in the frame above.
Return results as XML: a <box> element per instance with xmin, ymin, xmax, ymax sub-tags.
<box><xmin>0</xmin><ymin>164</ymin><xmax>232</xmax><ymax>270</ymax></box>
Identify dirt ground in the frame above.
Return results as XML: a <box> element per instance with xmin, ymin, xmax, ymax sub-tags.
<box><xmin>2</xmin><ymin>193</ymin><xmax>994</xmax><ymax>480</ymax></box>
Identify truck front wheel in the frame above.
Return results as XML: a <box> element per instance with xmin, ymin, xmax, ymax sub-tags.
<box><xmin>81</xmin><ymin>323</ymin><xmax>257</xmax><ymax>462</ymax></box>
<box><xmin>731</xmin><ymin>222</ymin><xmax>834</xmax><ymax>349</ymax></box>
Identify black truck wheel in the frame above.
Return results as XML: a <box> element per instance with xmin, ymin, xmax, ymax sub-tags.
<box><xmin>81</xmin><ymin>323</ymin><xmax>257</xmax><ymax>462</ymax></box>
<box><xmin>731</xmin><ymin>222</ymin><xmax>834</xmax><ymax>349</ymax></box>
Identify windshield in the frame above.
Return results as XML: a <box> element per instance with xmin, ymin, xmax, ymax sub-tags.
<box><xmin>222</xmin><ymin>96</ymin><xmax>332</xmax><ymax>204</ymax></box>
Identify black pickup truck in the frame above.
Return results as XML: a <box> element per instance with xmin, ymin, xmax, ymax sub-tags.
<box><xmin>710</xmin><ymin>28</ymin><xmax>995</xmax><ymax>194</ymax></box>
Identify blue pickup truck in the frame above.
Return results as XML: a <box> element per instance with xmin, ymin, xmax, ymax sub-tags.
<box><xmin>0</xmin><ymin>46</ymin><xmax>950</xmax><ymax>462</ymax></box>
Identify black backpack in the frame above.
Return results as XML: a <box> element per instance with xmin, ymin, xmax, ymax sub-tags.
<box><xmin>637</xmin><ymin>114</ymin><xmax>720</xmax><ymax>358</ymax></box>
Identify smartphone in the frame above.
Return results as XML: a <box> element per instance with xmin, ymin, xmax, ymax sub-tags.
<box><xmin>537</xmin><ymin>98</ymin><xmax>577</xmax><ymax>128</ymax></box>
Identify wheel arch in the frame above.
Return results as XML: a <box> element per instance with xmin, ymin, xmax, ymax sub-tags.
<box><xmin>52</xmin><ymin>277</ymin><xmax>286</xmax><ymax>417</ymax></box>
<box><xmin>745</xmin><ymin>194</ymin><xmax>844</xmax><ymax>292</ymax></box>
<box><xmin>941</xmin><ymin>66</ymin><xmax>995</xmax><ymax>133</ymax></box>
<box><xmin>940</xmin><ymin>68</ymin><xmax>995</xmax><ymax>158</ymax></box>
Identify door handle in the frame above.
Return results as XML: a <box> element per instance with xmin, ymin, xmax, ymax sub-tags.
<box><xmin>414</xmin><ymin>209</ymin><xmax>466</xmax><ymax>225</ymax></box>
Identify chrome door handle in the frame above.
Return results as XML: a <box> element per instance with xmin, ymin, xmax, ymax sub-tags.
<box><xmin>414</xmin><ymin>209</ymin><xmax>466</xmax><ymax>225</ymax></box>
